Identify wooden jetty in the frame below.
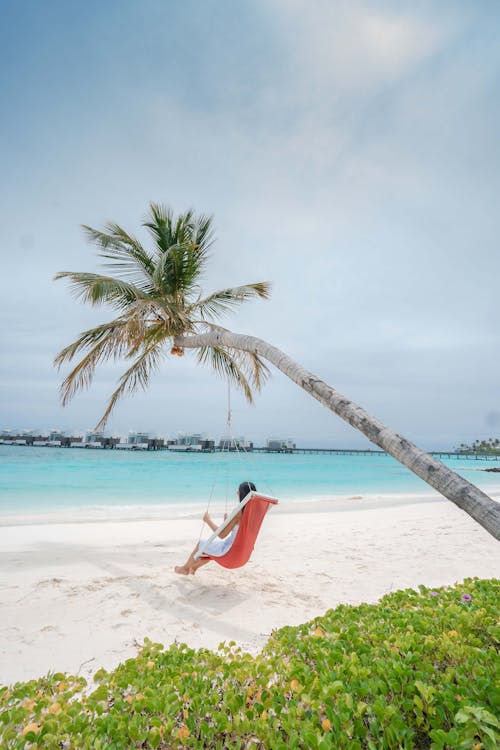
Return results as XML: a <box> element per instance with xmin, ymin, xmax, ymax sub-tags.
<box><xmin>0</xmin><ymin>437</ymin><xmax>499</xmax><ymax>460</ymax></box>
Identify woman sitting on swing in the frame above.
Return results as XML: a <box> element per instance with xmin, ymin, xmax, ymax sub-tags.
<box><xmin>174</xmin><ymin>481</ymin><xmax>256</xmax><ymax>575</ymax></box>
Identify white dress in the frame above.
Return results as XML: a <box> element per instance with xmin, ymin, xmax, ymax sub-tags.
<box><xmin>200</xmin><ymin>526</ymin><xmax>238</xmax><ymax>557</ymax></box>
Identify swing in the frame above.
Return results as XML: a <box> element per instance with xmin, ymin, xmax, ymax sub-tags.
<box><xmin>194</xmin><ymin>490</ymin><xmax>278</xmax><ymax>568</ymax></box>
<box><xmin>194</xmin><ymin>382</ymin><xmax>279</xmax><ymax>569</ymax></box>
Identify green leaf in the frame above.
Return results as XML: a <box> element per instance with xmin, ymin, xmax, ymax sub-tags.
<box><xmin>414</xmin><ymin>695</ymin><xmax>423</xmax><ymax>711</ymax></box>
<box><xmin>148</xmin><ymin>727</ymin><xmax>162</xmax><ymax>748</ymax></box>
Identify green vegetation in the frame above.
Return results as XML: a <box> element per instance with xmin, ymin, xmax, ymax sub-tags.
<box><xmin>456</xmin><ymin>438</ymin><xmax>500</xmax><ymax>454</ymax></box>
<box><xmin>1</xmin><ymin>579</ymin><xmax>498</xmax><ymax>749</ymax></box>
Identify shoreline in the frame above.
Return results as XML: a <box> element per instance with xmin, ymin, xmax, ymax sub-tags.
<box><xmin>1</xmin><ymin>484</ymin><xmax>499</xmax><ymax>527</ymax></box>
<box><xmin>2</xmin><ymin>490</ymin><xmax>500</xmax><ymax>687</ymax></box>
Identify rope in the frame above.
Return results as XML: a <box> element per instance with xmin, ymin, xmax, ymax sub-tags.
<box><xmin>199</xmin><ymin>378</ymin><xmax>232</xmax><ymax>541</ymax></box>
<box><xmin>199</xmin><ymin>378</ymin><xmax>279</xmax><ymax>543</ymax></box>
<box><xmin>226</xmin><ymin>381</ymin><xmax>277</xmax><ymax>499</ymax></box>
<box><xmin>198</xmin><ymin>459</ymin><xmax>220</xmax><ymax>543</ymax></box>
<box><xmin>232</xmin><ymin>437</ymin><xmax>277</xmax><ymax>499</ymax></box>
<box><xmin>225</xmin><ymin>379</ymin><xmax>231</xmax><ymax>514</ymax></box>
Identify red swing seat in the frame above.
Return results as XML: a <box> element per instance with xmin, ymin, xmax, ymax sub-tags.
<box><xmin>201</xmin><ymin>493</ymin><xmax>278</xmax><ymax>569</ymax></box>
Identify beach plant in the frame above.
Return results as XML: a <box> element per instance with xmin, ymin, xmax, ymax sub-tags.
<box><xmin>1</xmin><ymin>578</ymin><xmax>499</xmax><ymax>748</ymax></box>
<box><xmin>54</xmin><ymin>204</ymin><xmax>500</xmax><ymax>540</ymax></box>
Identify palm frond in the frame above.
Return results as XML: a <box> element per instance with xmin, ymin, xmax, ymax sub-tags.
<box><xmin>56</xmin><ymin>324</ymin><xmax>141</xmax><ymax>405</ymax></box>
<box><xmin>54</xmin><ymin>313</ymin><xmax>154</xmax><ymax>404</ymax></box>
<box><xmin>196</xmin><ymin>346</ymin><xmax>253</xmax><ymax>402</ymax></box>
<box><xmin>54</xmin><ymin>272</ymin><xmax>150</xmax><ymax>309</ymax></box>
<box><xmin>82</xmin><ymin>223</ymin><xmax>155</xmax><ymax>289</ymax></box>
<box><xmin>58</xmin><ymin>342</ymin><xmax>108</xmax><ymax>407</ymax></box>
<box><xmin>238</xmin><ymin>349</ymin><xmax>271</xmax><ymax>390</ymax></box>
<box><xmin>169</xmin><ymin>243</ymin><xmax>210</xmax><ymax>298</ymax></box>
<box><xmin>145</xmin><ymin>201</ymin><xmax>212</xmax><ymax>252</ymax></box>
<box><xmin>142</xmin><ymin>204</ymin><xmax>214</xmax><ymax>301</ymax></box>
<box><xmin>151</xmin><ymin>243</ymin><xmax>186</xmax><ymax>295</ymax></box>
<box><xmin>54</xmin><ymin>318</ymin><xmax>134</xmax><ymax>368</ymax></box>
<box><xmin>189</xmin><ymin>212</ymin><xmax>215</xmax><ymax>251</ymax></box>
<box><xmin>55</xmin><ymin>307</ymin><xmax>193</xmax><ymax>408</ymax></box>
<box><xmin>190</xmin><ymin>282</ymin><xmax>272</xmax><ymax>320</ymax></box>
<box><xmin>95</xmin><ymin>344</ymin><xmax>163</xmax><ymax>430</ymax></box>
<box><xmin>195</xmin><ymin>345</ymin><xmax>270</xmax><ymax>403</ymax></box>
<box><xmin>139</xmin><ymin>319</ymin><xmax>188</xmax><ymax>350</ymax></box>
<box><xmin>123</xmin><ymin>298</ymin><xmax>195</xmax><ymax>335</ymax></box>
<box><xmin>143</xmin><ymin>203</ymin><xmax>178</xmax><ymax>254</ymax></box>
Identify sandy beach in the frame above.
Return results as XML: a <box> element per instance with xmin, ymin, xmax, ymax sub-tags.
<box><xmin>1</xmin><ymin>490</ymin><xmax>499</xmax><ymax>688</ymax></box>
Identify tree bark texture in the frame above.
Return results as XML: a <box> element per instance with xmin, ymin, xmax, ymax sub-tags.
<box><xmin>176</xmin><ymin>330</ymin><xmax>500</xmax><ymax>541</ymax></box>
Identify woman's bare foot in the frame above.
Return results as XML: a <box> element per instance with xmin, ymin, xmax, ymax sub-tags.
<box><xmin>174</xmin><ymin>565</ymin><xmax>189</xmax><ymax>575</ymax></box>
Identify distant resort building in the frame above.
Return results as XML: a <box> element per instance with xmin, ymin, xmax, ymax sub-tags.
<box><xmin>31</xmin><ymin>429</ymin><xmax>66</xmax><ymax>447</ymax></box>
<box><xmin>266</xmin><ymin>437</ymin><xmax>296</xmax><ymax>452</ymax></box>
<box><xmin>0</xmin><ymin>428</ymin><xmax>29</xmax><ymax>445</ymax></box>
<box><xmin>168</xmin><ymin>433</ymin><xmax>215</xmax><ymax>452</ymax></box>
<box><xmin>115</xmin><ymin>432</ymin><xmax>165</xmax><ymax>450</ymax></box>
<box><xmin>46</xmin><ymin>429</ymin><xmax>64</xmax><ymax>447</ymax></box>
<box><xmin>70</xmin><ymin>431</ymin><xmax>120</xmax><ymax>449</ymax></box>
<box><xmin>218</xmin><ymin>435</ymin><xmax>252</xmax><ymax>451</ymax></box>
<box><xmin>0</xmin><ymin>428</ymin><xmax>163</xmax><ymax>450</ymax></box>
<box><xmin>122</xmin><ymin>431</ymin><xmax>150</xmax><ymax>449</ymax></box>
<box><xmin>2</xmin><ymin>428</ymin><xmax>499</xmax><ymax>459</ymax></box>
<box><xmin>178</xmin><ymin>433</ymin><xmax>204</xmax><ymax>446</ymax></box>
<box><xmin>69</xmin><ymin>430</ymin><xmax>103</xmax><ymax>448</ymax></box>
<box><xmin>13</xmin><ymin>431</ymin><xmax>31</xmax><ymax>445</ymax></box>
<box><xmin>0</xmin><ymin>429</ymin><xmax>83</xmax><ymax>448</ymax></box>
<box><xmin>85</xmin><ymin>430</ymin><xmax>104</xmax><ymax>445</ymax></box>
<box><xmin>0</xmin><ymin>431</ymin><xmax>297</xmax><ymax>454</ymax></box>
<box><xmin>128</xmin><ymin>431</ymin><xmax>150</xmax><ymax>445</ymax></box>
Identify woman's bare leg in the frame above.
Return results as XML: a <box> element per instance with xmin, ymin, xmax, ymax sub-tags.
<box><xmin>175</xmin><ymin>543</ymin><xmax>210</xmax><ymax>575</ymax></box>
<box><xmin>188</xmin><ymin>557</ymin><xmax>211</xmax><ymax>575</ymax></box>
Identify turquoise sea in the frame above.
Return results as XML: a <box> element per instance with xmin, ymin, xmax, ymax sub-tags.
<box><xmin>0</xmin><ymin>445</ymin><xmax>499</xmax><ymax>522</ymax></box>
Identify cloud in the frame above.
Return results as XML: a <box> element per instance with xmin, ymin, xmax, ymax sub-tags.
<box><xmin>1</xmin><ymin>1</ymin><xmax>499</xmax><ymax>447</ymax></box>
<box><xmin>269</xmin><ymin>0</ymin><xmax>451</xmax><ymax>93</ymax></box>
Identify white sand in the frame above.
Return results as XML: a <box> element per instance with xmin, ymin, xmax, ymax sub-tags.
<box><xmin>1</xmin><ymin>491</ymin><xmax>499</xmax><ymax>687</ymax></box>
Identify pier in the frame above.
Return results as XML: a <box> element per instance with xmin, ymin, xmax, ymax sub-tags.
<box><xmin>0</xmin><ymin>437</ymin><xmax>499</xmax><ymax>460</ymax></box>
<box><xmin>251</xmin><ymin>447</ymin><xmax>384</xmax><ymax>455</ymax></box>
<box><xmin>429</xmin><ymin>451</ymin><xmax>500</xmax><ymax>461</ymax></box>
<box><xmin>253</xmin><ymin>448</ymin><xmax>500</xmax><ymax>459</ymax></box>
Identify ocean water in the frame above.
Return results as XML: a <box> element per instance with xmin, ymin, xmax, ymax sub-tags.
<box><xmin>0</xmin><ymin>445</ymin><xmax>499</xmax><ymax>521</ymax></box>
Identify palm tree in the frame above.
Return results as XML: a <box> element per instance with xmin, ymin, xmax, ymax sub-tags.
<box><xmin>55</xmin><ymin>204</ymin><xmax>271</xmax><ymax>429</ymax></box>
<box><xmin>55</xmin><ymin>204</ymin><xmax>500</xmax><ymax>541</ymax></box>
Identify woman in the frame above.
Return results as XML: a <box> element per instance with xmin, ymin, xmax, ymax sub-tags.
<box><xmin>174</xmin><ymin>481</ymin><xmax>256</xmax><ymax>575</ymax></box>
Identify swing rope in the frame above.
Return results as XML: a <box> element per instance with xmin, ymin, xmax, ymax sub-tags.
<box><xmin>224</xmin><ymin>378</ymin><xmax>231</xmax><ymax>515</ymax></box>
<box><xmin>198</xmin><ymin>379</ymin><xmax>233</xmax><ymax>541</ymax></box>
<box><xmin>199</xmin><ymin>378</ymin><xmax>277</xmax><ymax>542</ymax></box>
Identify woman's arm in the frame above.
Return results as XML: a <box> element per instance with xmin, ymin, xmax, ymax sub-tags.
<box><xmin>202</xmin><ymin>512</ymin><xmax>218</xmax><ymax>533</ymax></box>
<box><xmin>203</xmin><ymin>511</ymin><xmax>241</xmax><ymax>538</ymax></box>
<box><xmin>218</xmin><ymin>512</ymin><xmax>241</xmax><ymax>538</ymax></box>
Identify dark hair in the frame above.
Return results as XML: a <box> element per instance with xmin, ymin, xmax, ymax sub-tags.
<box><xmin>238</xmin><ymin>481</ymin><xmax>256</xmax><ymax>505</ymax></box>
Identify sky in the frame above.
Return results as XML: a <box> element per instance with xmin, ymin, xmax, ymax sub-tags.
<box><xmin>1</xmin><ymin>0</ymin><xmax>499</xmax><ymax>449</ymax></box>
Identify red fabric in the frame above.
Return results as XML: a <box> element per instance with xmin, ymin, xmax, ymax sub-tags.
<box><xmin>202</xmin><ymin>494</ymin><xmax>278</xmax><ymax>569</ymax></box>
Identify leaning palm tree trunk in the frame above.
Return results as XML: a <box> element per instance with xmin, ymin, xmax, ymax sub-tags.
<box><xmin>176</xmin><ymin>330</ymin><xmax>500</xmax><ymax>541</ymax></box>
